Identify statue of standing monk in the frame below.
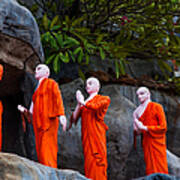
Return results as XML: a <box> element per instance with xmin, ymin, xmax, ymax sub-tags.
<box><xmin>18</xmin><ymin>64</ymin><xmax>66</xmax><ymax>168</ymax></box>
<box><xmin>133</xmin><ymin>87</ymin><xmax>168</xmax><ymax>175</ymax></box>
<box><xmin>69</xmin><ymin>77</ymin><xmax>110</xmax><ymax>180</ymax></box>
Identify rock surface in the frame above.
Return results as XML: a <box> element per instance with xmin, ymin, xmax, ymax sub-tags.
<box><xmin>167</xmin><ymin>150</ymin><xmax>180</xmax><ymax>177</ymax></box>
<box><xmin>132</xmin><ymin>173</ymin><xmax>178</xmax><ymax>180</ymax></box>
<box><xmin>56</xmin><ymin>79</ymin><xmax>180</xmax><ymax>180</ymax></box>
<box><xmin>118</xmin><ymin>85</ymin><xmax>180</xmax><ymax>157</ymax></box>
<box><xmin>0</xmin><ymin>0</ymin><xmax>43</xmax><ymax>162</ymax></box>
<box><xmin>0</xmin><ymin>0</ymin><xmax>43</xmax><ymax>96</ymax></box>
<box><xmin>0</xmin><ymin>152</ymin><xmax>88</xmax><ymax>180</ymax></box>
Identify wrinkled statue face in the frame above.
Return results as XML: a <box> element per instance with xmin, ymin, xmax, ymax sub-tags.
<box><xmin>85</xmin><ymin>77</ymin><xmax>100</xmax><ymax>95</ymax></box>
<box><xmin>136</xmin><ymin>87</ymin><xmax>150</xmax><ymax>104</ymax></box>
<box><xmin>35</xmin><ymin>64</ymin><xmax>50</xmax><ymax>80</ymax></box>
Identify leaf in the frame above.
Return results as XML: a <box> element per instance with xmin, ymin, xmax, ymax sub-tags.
<box><xmin>50</xmin><ymin>15</ymin><xmax>59</xmax><ymax>29</ymax></box>
<box><xmin>158</xmin><ymin>60</ymin><xmax>172</xmax><ymax>72</ymax></box>
<box><xmin>78</xmin><ymin>68</ymin><xmax>86</xmax><ymax>80</ymax></box>
<box><xmin>67</xmin><ymin>37</ymin><xmax>80</xmax><ymax>45</ymax></box>
<box><xmin>74</xmin><ymin>47</ymin><xmax>82</xmax><ymax>55</ymax></box>
<box><xmin>85</xmin><ymin>53</ymin><xmax>90</xmax><ymax>65</ymax></box>
<box><xmin>46</xmin><ymin>54</ymin><xmax>56</xmax><ymax>64</ymax></box>
<box><xmin>99</xmin><ymin>47</ymin><xmax>105</xmax><ymax>60</ymax></box>
<box><xmin>43</xmin><ymin>14</ymin><xmax>49</xmax><ymax>30</ymax></box>
<box><xmin>59</xmin><ymin>52</ymin><xmax>69</xmax><ymax>63</ymax></box>
<box><xmin>115</xmin><ymin>60</ymin><xmax>120</xmax><ymax>79</ymax></box>
<box><xmin>78</xmin><ymin>49</ymin><xmax>84</xmax><ymax>63</ymax></box>
<box><xmin>65</xmin><ymin>16</ymin><xmax>70</xmax><ymax>25</ymax></box>
<box><xmin>50</xmin><ymin>35</ymin><xmax>59</xmax><ymax>50</ymax></box>
<box><xmin>56</xmin><ymin>34</ymin><xmax>63</xmax><ymax>47</ymax></box>
<box><xmin>72</xmin><ymin>16</ymin><xmax>85</xmax><ymax>26</ymax></box>
<box><xmin>71</xmin><ymin>31</ymin><xmax>85</xmax><ymax>42</ymax></box>
<box><xmin>86</xmin><ymin>43</ymin><xmax>96</xmax><ymax>49</ymax></box>
<box><xmin>53</xmin><ymin>54</ymin><xmax>60</xmax><ymax>73</ymax></box>
<box><xmin>119</xmin><ymin>59</ymin><xmax>126</xmax><ymax>75</ymax></box>
<box><xmin>67</xmin><ymin>50</ymin><xmax>75</xmax><ymax>62</ymax></box>
<box><xmin>42</xmin><ymin>32</ymin><xmax>51</xmax><ymax>42</ymax></box>
<box><xmin>96</xmin><ymin>34</ymin><xmax>104</xmax><ymax>44</ymax></box>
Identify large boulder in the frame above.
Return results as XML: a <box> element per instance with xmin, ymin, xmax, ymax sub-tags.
<box><xmin>132</xmin><ymin>173</ymin><xmax>178</xmax><ymax>180</ymax></box>
<box><xmin>0</xmin><ymin>0</ymin><xmax>43</xmax><ymax>96</ymax></box>
<box><xmin>56</xmin><ymin>79</ymin><xmax>180</xmax><ymax>180</ymax></box>
<box><xmin>0</xmin><ymin>0</ymin><xmax>42</xmax><ymax>159</ymax></box>
<box><xmin>167</xmin><ymin>150</ymin><xmax>180</xmax><ymax>177</ymax></box>
<box><xmin>0</xmin><ymin>152</ymin><xmax>88</xmax><ymax>180</ymax></box>
<box><xmin>59</xmin><ymin>79</ymin><xmax>141</xmax><ymax>179</ymax></box>
<box><xmin>117</xmin><ymin>85</ymin><xmax>180</xmax><ymax>157</ymax></box>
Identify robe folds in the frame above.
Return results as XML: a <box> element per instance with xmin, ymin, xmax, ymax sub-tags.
<box><xmin>139</xmin><ymin>102</ymin><xmax>168</xmax><ymax>175</ymax></box>
<box><xmin>78</xmin><ymin>95</ymin><xmax>110</xmax><ymax>180</ymax></box>
<box><xmin>32</xmin><ymin>78</ymin><xmax>64</xmax><ymax>168</ymax></box>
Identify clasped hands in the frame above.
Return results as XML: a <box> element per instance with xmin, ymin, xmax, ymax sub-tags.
<box><xmin>134</xmin><ymin>118</ymin><xmax>147</xmax><ymax>133</ymax></box>
<box><xmin>76</xmin><ymin>90</ymin><xmax>85</xmax><ymax>106</ymax></box>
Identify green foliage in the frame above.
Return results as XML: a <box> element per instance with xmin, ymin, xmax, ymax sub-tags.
<box><xmin>19</xmin><ymin>0</ymin><xmax>180</xmax><ymax>83</ymax></box>
<box><xmin>39</xmin><ymin>14</ymin><xmax>109</xmax><ymax>73</ymax></box>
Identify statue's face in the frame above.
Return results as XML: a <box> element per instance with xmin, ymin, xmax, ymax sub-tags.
<box><xmin>86</xmin><ymin>77</ymin><xmax>99</xmax><ymax>94</ymax></box>
<box><xmin>136</xmin><ymin>87</ymin><xmax>150</xmax><ymax>104</ymax></box>
<box><xmin>35</xmin><ymin>64</ymin><xmax>49</xmax><ymax>80</ymax></box>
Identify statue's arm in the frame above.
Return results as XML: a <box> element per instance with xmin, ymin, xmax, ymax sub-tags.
<box><xmin>68</xmin><ymin>90</ymin><xmax>83</xmax><ymax>130</ymax></box>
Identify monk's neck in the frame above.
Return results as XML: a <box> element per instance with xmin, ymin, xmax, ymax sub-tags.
<box><xmin>85</xmin><ymin>92</ymin><xmax>98</xmax><ymax>103</ymax></box>
<box><xmin>137</xmin><ymin>99</ymin><xmax>151</xmax><ymax>118</ymax></box>
<box><xmin>37</xmin><ymin>77</ymin><xmax>47</xmax><ymax>87</ymax></box>
<box><xmin>140</xmin><ymin>99</ymin><xmax>151</xmax><ymax>108</ymax></box>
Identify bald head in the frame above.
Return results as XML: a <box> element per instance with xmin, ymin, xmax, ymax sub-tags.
<box><xmin>86</xmin><ymin>77</ymin><xmax>100</xmax><ymax>94</ymax></box>
<box><xmin>35</xmin><ymin>64</ymin><xmax>50</xmax><ymax>80</ymax></box>
<box><xmin>136</xmin><ymin>87</ymin><xmax>151</xmax><ymax>104</ymax></box>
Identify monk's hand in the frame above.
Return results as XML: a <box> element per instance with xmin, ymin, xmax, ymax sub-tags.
<box><xmin>133</xmin><ymin>118</ymin><xmax>141</xmax><ymax>134</ymax></box>
<box><xmin>141</xmin><ymin>124</ymin><xmax>148</xmax><ymax>131</ymax></box>
<box><xmin>135</xmin><ymin>119</ymin><xmax>148</xmax><ymax>131</ymax></box>
<box><xmin>17</xmin><ymin>105</ymin><xmax>27</xmax><ymax>113</ymax></box>
<box><xmin>76</xmin><ymin>90</ymin><xmax>85</xmax><ymax>106</ymax></box>
<box><xmin>60</xmin><ymin>115</ymin><xmax>67</xmax><ymax>132</ymax></box>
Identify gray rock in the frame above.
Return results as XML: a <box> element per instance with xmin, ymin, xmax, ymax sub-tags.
<box><xmin>132</xmin><ymin>173</ymin><xmax>178</xmax><ymax>180</ymax></box>
<box><xmin>59</xmin><ymin>79</ymin><xmax>138</xmax><ymax>179</ymax></box>
<box><xmin>58</xmin><ymin>80</ymin><xmax>180</xmax><ymax>180</ymax></box>
<box><xmin>124</xmin><ymin>58</ymin><xmax>173</xmax><ymax>79</ymax></box>
<box><xmin>0</xmin><ymin>0</ymin><xmax>43</xmax><ymax>96</ymax></box>
<box><xmin>0</xmin><ymin>0</ymin><xmax>44</xmax><ymax>63</ymax></box>
<box><xmin>118</xmin><ymin>85</ymin><xmax>180</xmax><ymax>157</ymax></box>
<box><xmin>167</xmin><ymin>150</ymin><xmax>180</xmax><ymax>177</ymax></box>
<box><xmin>0</xmin><ymin>152</ymin><xmax>89</xmax><ymax>180</ymax></box>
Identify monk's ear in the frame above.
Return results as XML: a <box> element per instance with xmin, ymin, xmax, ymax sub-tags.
<box><xmin>46</xmin><ymin>71</ymin><xmax>49</xmax><ymax>76</ymax></box>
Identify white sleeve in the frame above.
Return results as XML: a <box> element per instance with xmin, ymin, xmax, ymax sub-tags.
<box><xmin>29</xmin><ymin>102</ymin><xmax>34</xmax><ymax>114</ymax></box>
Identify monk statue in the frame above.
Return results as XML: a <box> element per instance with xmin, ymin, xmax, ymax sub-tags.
<box><xmin>18</xmin><ymin>64</ymin><xmax>66</xmax><ymax>168</ymax></box>
<box><xmin>0</xmin><ymin>65</ymin><xmax>3</xmax><ymax>151</ymax></box>
<box><xmin>133</xmin><ymin>87</ymin><xmax>168</xmax><ymax>175</ymax></box>
<box><xmin>69</xmin><ymin>77</ymin><xmax>110</xmax><ymax>180</ymax></box>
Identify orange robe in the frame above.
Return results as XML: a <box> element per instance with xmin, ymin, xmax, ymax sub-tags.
<box><xmin>32</xmin><ymin>78</ymin><xmax>64</xmax><ymax>168</ymax></box>
<box><xmin>0</xmin><ymin>65</ymin><xmax>3</xmax><ymax>151</ymax></box>
<box><xmin>78</xmin><ymin>95</ymin><xmax>110</xmax><ymax>180</ymax></box>
<box><xmin>139</xmin><ymin>102</ymin><xmax>168</xmax><ymax>175</ymax></box>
